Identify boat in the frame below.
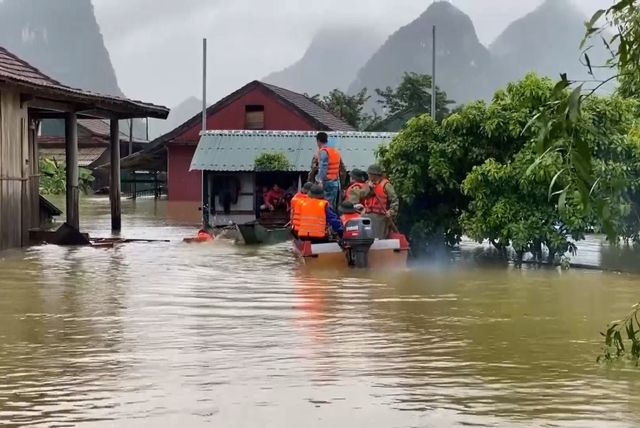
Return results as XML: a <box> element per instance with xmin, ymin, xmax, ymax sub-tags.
<box><xmin>237</xmin><ymin>209</ymin><xmax>292</xmax><ymax>245</ymax></box>
<box><xmin>237</xmin><ymin>221</ymin><xmax>292</xmax><ymax>245</ymax></box>
<box><xmin>293</xmin><ymin>217</ymin><xmax>409</xmax><ymax>269</ymax></box>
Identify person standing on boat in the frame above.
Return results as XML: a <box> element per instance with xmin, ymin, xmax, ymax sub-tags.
<box><xmin>297</xmin><ymin>184</ymin><xmax>343</xmax><ymax>243</ymax></box>
<box><xmin>344</xmin><ymin>168</ymin><xmax>370</xmax><ymax>207</ymax></box>
<box><xmin>364</xmin><ymin>164</ymin><xmax>399</xmax><ymax>239</ymax></box>
<box><xmin>290</xmin><ymin>182</ymin><xmax>313</xmax><ymax>236</ymax></box>
<box><xmin>314</xmin><ymin>132</ymin><xmax>341</xmax><ymax>211</ymax></box>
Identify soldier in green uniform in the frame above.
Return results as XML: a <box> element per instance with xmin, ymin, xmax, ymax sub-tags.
<box><xmin>364</xmin><ymin>164</ymin><xmax>399</xmax><ymax>239</ymax></box>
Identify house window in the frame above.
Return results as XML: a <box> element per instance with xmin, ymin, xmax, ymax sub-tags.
<box><xmin>245</xmin><ymin>105</ymin><xmax>265</xmax><ymax>129</ymax></box>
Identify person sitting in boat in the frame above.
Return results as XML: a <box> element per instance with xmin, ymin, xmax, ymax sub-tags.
<box><xmin>364</xmin><ymin>164</ymin><xmax>399</xmax><ymax>239</ymax></box>
<box><xmin>339</xmin><ymin>201</ymin><xmax>361</xmax><ymax>226</ymax></box>
<box><xmin>261</xmin><ymin>184</ymin><xmax>286</xmax><ymax>211</ymax></box>
<box><xmin>344</xmin><ymin>168</ymin><xmax>370</xmax><ymax>205</ymax></box>
<box><xmin>290</xmin><ymin>182</ymin><xmax>313</xmax><ymax>235</ymax></box>
<box><xmin>297</xmin><ymin>184</ymin><xmax>343</xmax><ymax>243</ymax></box>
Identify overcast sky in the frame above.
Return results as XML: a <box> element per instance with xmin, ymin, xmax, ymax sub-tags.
<box><xmin>92</xmin><ymin>0</ymin><xmax>610</xmax><ymax>108</ymax></box>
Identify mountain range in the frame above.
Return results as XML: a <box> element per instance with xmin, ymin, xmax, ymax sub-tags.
<box><xmin>0</xmin><ymin>0</ymin><xmax>122</xmax><ymax>96</ymax></box>
<box><xmin>265</xmin><ymin>0</ymin><xmax>610</xmax><ymax>107</ymax></box>
<box><xmin>263</xmin><ymin>26</ymin><xmax>384</xmax><ymax>96</ymax></box>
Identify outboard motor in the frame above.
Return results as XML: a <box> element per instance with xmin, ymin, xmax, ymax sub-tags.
<box><xmin>342</xmin><ymin>218</ymin><xmax>375</xmax><ymax>268</ymax></box>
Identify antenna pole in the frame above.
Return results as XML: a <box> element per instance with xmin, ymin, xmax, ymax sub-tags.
<box><xmin>431</xmin><ymin>25</ymin><xmax>437</xmax><ymax>121</ymax></box>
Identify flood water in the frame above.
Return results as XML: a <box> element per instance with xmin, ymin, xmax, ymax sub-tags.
<box><xmin>1</xmin><ymin>197</ymin><xmax>640</xmax><ymax>427</ymax></box>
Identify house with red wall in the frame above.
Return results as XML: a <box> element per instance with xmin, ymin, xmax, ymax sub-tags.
<box><xmin>126</xmin><ymin>80</ymin><xmax>354</xmax><ymax>206</ymax></box>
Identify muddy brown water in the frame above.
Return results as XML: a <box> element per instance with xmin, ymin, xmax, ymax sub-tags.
<box><xmin>1</xmin><ymin>197</ymin><xmax>640</xmax><ymax>427</ymax></box>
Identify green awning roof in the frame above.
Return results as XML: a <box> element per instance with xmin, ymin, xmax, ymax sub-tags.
<box><xmin>189</xmin><ymin>130</ymin><xmax>397</xmax><ymax>172</ymax></box>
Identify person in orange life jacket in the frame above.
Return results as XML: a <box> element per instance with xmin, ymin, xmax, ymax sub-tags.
<box><xmin>339</xmin><ymin>201</ymin><xmax>361</xmax><ymax>226</ymax></box>
<box><xmin>296</xmin><ymin>184</ymin><xmax>343</xmax><ymax>243</ymax></box>
<box><xmin>364</xmin><ymin>164</ymin><xmax>399</xmax><ymax>239</ymax></box>
<box><xmin>344</xmin><ymin>168</ymin><xmax>370</xmax><ymax>206</ymax></box>
<box><xmin>290</xmin><ymin>182</ymin><xmax>313</xmax><ymax>235</ymax></box>
<box><xmin>315</xmin><ymin>132</ymin><xmax>341</xmax><ymax>212</ymax></box>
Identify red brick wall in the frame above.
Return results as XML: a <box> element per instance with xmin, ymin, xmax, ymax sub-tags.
<box><xmin>168</xmin><ymin>85</ymin><xmax>317</xmax><ymax>201</ymax></box>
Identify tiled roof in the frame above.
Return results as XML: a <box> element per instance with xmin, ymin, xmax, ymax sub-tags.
<box><xmin>0</xmin><ymin>46</ymin><xmax>169</xmax><ymax>119</ymax></box>
<box><xmin>114</xmin><ymin>80</ymin><xmax>356</xmax><ymax>171</ymax></box>
<box><xmin>190</xmin><ymin>130</ymin><xmax>396</xmax><ymax>172</ymax></box>
<box><xmin>261</xmin><ymin>83</ymin><xmax>354</xmax><ymax>131</ymax></box>
<box><xmin>78</xmin><ymin>119</ymin><xmax>147</xmax><ymax>143</ymax></box>
<box><xmin>39</xmin><ymin>147</ymin><xmax>107</xmax><ymax>167</ymax></box>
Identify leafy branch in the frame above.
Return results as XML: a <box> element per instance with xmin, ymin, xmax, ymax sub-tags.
<box><xmin>598</xmin><ymin>303</ymin><xmax>640</xmax><ymax>365</ymax></box>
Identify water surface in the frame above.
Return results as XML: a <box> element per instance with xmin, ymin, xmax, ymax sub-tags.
<box><xmin>1</xmin><ymin>197</ymin><xmax>640</xmax><ymax>427</ymax></box>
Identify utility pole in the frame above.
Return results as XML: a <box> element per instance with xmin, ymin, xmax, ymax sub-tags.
<box><xmin>201</xmin><ymin>38</ymin><xmax>210</xmax><ymax>229</ymax></box>
<box><xmin>202</xmin><ymin>38</ymin><xmax>207</xmax><ymax>133</ymax></box>
<box><xmin>431</xmin><ymin>25</ymin><xmax>437</xmax><ymax>121</ymax></box>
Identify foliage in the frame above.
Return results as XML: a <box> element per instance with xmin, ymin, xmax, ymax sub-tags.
<box><xmin>530</xmin><ymin>1</ymin><xmax>640</xmax><ymax>240</ymax></box>
<box><xmin>254</xmin><ymin>152</ymin><xmax>291</xmax><ymax>171</ymax></box>
<box><xmin>462</xmin><ymin>145</ymin><xmax>585</xmax><ymax>263</ymax></box>
<box><xmin>39</xmin><ymin>158</ymin><xmax>94</xmax><ymax>195</ymax></box>
<box><xmin>377</xmin><ymin>74</ymin><xmax>561</xmax><ymax>255</ymax></box>
<box><xmin>598</xmin><ymin>303</ymin><xmax>640</xmax><ymax>365</ymax></box>
<box><xmin>375</xmin><ymin>72</ymin><xmax>454</xmax><ymax>122</ymax></box>
<box><xmin>583</xmin><ymin>0</ymin><xmax>640</xmax><ymax>98</ymax></box>
<box><xmin>309</xmin><ymin>88</ymin><xmax>380</xmax><ymax>130</ymax></box>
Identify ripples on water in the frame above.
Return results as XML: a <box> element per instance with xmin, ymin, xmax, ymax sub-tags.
<box><xmin>1</xmin><ymin>198</ymin><xmax>640</xmax><ymax>427</ymax></box>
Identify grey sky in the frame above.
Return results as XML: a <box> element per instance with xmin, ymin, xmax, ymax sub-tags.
<box><xmin>92</xmin><ymin>0</ymin><xmax>610</xmax><ymax>107</ymax></box>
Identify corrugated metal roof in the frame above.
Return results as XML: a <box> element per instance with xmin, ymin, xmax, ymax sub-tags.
<box><xmin>190</xmin><ymin>130</ymin><xmax>396</xmax><ymax>172</ymax></box>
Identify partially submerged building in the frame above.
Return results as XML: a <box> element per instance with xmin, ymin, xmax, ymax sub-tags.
<box><xmin>0</xmin><ymin>46</ymin><xmax>168</xmax><ymax>250</ymax></box>
<box><xmin>116</xmin><ymin>81</ymin><xmax>355</xmax><ymax>217</ymax></box>
<box><xmin>189</xmin><ymin>130</ymin><xmax>396</xmax><ymax>225</ymax></box>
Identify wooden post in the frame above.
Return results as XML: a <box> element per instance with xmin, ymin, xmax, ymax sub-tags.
<box><xmin>110</xmin><ymin>119</ymin><xmax>121</xmax><ymax>231</ymax></box>
<box><xmin>65</xmin><ymin>112</ymin><xmax>79</xmax><ymax>230</ymax></box>
<box><xmin>202</xmin><ymin>171</ymin><xmax>211</xmax><ymax>229</ymax></box>
<box><xmin>132</xmin><ymin>171</ymin><xmax>137</xmax><ymax>200</ymax></box>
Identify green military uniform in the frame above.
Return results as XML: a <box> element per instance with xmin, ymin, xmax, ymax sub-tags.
<box><xmin>365</xmin><ymin>165</ymin><xmax>399</xmax><ymax>239</ymax></box>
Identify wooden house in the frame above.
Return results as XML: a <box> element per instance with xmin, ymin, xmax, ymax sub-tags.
<box><xmin>0</xmin><ymin>46</ymin><xmax>168</xmax><ymax>250</ymax></box>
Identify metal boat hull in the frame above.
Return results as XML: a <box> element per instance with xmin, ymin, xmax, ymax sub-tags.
<box><xmin>237</xmin><ymin>222</ymin><xmax>292</xmax><ymax>245</ymax></box>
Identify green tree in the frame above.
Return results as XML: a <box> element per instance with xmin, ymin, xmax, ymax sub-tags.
<box><xmin>39</xmin><ymin>158</ymin><xmax>95</xmax><ymax>195</ymax></box>
<box><xmin>309</xmin><ymin>88</ymin><xmax>380</xmax><ymax>130</ymax></box>
<box><xmin>530</xmin><ymin>0</ymin><xmax>640</xmax><ymax>239</ymax></box>
<box><xmin>375</xmin><ymin>72</ymin><xmax>454</xmax><ymax>122</ymax></box>
<box><xmin>254</xmin><ymin>152</ymin><xmax>291</xmax><ymax>171</ymax></box>
<box><xmin>377</xmin><ymin>74</ymin><xmax>556</xmax><ymax>255</ymax></box>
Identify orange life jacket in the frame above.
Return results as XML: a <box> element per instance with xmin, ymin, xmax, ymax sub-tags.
<box><xmin>340</xmin><ymin>213</ymin><xmax>360</xmax><ymax>226</ymax></box>
<box><xmin>317</xmin><ymin>146</ymin><xmax>341</xmax><ymax>181</ymax></box>
<box><xmin>344</xmin><ymin>182</ymin><xmax>365</xmax><ymax>203</ymax></box>
<box><xmin>297</xmin><ymin>198</ymin><xmax>328</xmax><ymax>239</ymax></box>
<box><xmin>364</xmin><ymin>178</ymin><xmax>390</xmax><ymax>215</ymax></box>
<box><xmin>290</xmin><ymin>193</ymin><xmax>309</xmax><ymax>231</ymax></box>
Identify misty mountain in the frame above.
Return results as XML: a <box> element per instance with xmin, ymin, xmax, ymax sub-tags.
<box><xmin>148</xmin><ymin>97</ymin><xmax>203</xmax><ymax>139</ymax></box>
<box><xmin>263</xmin><ymin>27</ymin><xmax>384</xmax><ymax>95</ymax></box>
<box><xmin>490</xmin><ymin>0</ymin><xmax>612</xmax><ymax>89</ymax></box>
<box><xmin>349</xmin><ymin>1</ymin><xmax>494</xmax><ymax>107</ymax></box>
<box><xmin>0</xmin><ymin>0</ymin><xmax>123</xmax><ymax>96</ymax></box>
